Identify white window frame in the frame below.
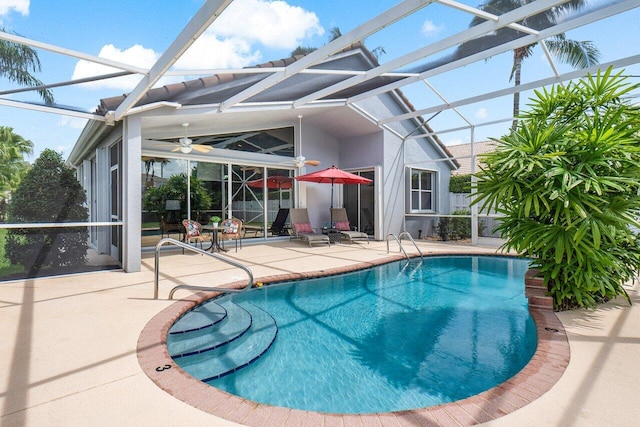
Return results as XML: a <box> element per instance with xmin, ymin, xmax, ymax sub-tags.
<box><xmin>406</xmin><ymin>167</ymin><xmax>436</xmax><ymax>213</ymax></box>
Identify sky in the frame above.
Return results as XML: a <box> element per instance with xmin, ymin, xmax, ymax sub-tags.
<box><xmin>1</xmin><ymin>0</ymin><xmax>639</xmax><ymax>161</ymax></box>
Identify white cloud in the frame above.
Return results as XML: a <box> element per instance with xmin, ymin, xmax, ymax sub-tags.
<box><xmin>445</xmin><ymin>138</ymin><xmax>463</xmax><ymax>146</ymax></box>
<box><xmin>58</xmin><ymin>116</ymin><xmax>87</xmax><ymax>130</ymax></box>
<box><xmin>177</xmin><ymin>34</ymin><xmax>261</xmax><ymax>69</ymax></box>
<box><xmin>211</xmin><ymin>0</ymin><xmax>324</xmax><ymax>49</ymax></box>
<box><xmin>70</xmin><ymin>0</ymin><xmax>323</xmax><ymax>91</ymax></box>
<box><xmin>0</xmin><ymin>0</ymin><xmax>29</xmax><ymax>16</ymax></box>
<box><xmin>71</xmin><ymin>44</ymin><xmax>159</xmax><ymax>91</ymax></box>
<box><xmin>421</xmin><ymin>19</ymin><xmax>443</xmax><ymax>37</ymax></box>
<box><xmin>476</xmin><ymin>108</ymin><xmax>489</xmax><ymax>119</ymax></box>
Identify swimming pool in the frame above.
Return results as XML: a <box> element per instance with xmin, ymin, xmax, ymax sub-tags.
<box><xmin>167</xmin><ymin>255</ymin><xmax>536</xmax><ymax>414</ymax></box>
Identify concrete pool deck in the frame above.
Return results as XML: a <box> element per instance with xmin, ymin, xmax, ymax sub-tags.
<box><xmin>1</xmin><ymin>240</ymin><xmax>638</xmax><ymax>426</ymax></box>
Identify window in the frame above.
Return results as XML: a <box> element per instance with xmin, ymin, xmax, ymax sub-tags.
<box><xmin>407</xmin><ymin>168</ymin><xmax>435</xmax><ymax>213</ymax></box>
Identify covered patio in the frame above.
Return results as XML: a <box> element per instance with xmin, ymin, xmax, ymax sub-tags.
<box><xmin>2</xmin><ymin>0</ymin><xmax>639</xmax><ymax>275</ymax></box>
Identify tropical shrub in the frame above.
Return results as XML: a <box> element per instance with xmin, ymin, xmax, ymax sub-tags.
<box><xmin>5</xmin><ymin>149</ymin><xmax>89</xmax><ymax>276</ymax></box>
<box><xmin>0</xmin><ymin>126</ymin><xmax>33</xmax><ymax>203</ymax></box>
<box><xmin>472</xmin><ymin>68</ymin><xmax>640</xmax><ymax>310</ymax></box>
<box><xmin>437</xmin><ymin>209</ymin><xmax>471</xmax><ymax>241</ymax></box>
<box><xmin>143</xmin><ymin>173</ymin><xmax>212</xmax><ymax>222</ymax></box>
<box><xmin>449</xmin><ymin>174</ymin><xmax>471</xmax><ymax>193</ymax></box>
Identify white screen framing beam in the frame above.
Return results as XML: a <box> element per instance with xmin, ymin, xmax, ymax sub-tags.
<box><xmin>397</xmin><ymin>54</ymin><xmax>640</xmax><ymax>133</ymax></box>
<box><xmin>0</xmin><ymin>31</ymin><xmax>148</xmax><ymax>74</ymax></box>
<box><xmin>349</xmin><ymin>0</ymin><xmax>640</xmax><ymax>108</ymax></box>
<box><xmin>293</xmin><ymin>0</ymin><xmax>576</xmax><ymax>108</ymax></box>
<box><xmin>113</xmin><ymin>0</ymin><xmax>234</xmax><ymax>121</ymax></box>
<box><xmin>217</xmin><ymin>0</ymin><xmax>434</xmax><ymax>112</ymax></box>
<box><xmin>0</xmin><ymin>98</ymin><xmax>104</xmax><ymax>121</ymax></box>
<box><xmin>378</xmin><ymin>3</ymin><xmax>640</xmax><ymax>125</ymax></box>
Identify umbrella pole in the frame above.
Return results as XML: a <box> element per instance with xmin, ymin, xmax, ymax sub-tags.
<box><xmin>330</xmin><ymin>180</ymin><xmax>334</xmax><ymax>227</ymax></box>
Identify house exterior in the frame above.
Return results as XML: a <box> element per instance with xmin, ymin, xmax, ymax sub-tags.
<box><xmin>67</xmin><ymin>44</ymin><xmax>458</xmax><ymax>272</ymax></box>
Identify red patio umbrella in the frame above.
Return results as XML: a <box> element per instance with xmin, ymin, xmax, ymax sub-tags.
<box><xmin>246</xmin><ymin>175</ymin><xmax>293</xmax><ymax>190</ymax></box>
<box><xmin>247</xmin><ymin>175</ymin><xmax>293</xmax><ymax>208</ymax></box>
<box><xmin>296</xmin><ymin>166</ymin><xmax>372</xmax><ymax>224</ymax></box>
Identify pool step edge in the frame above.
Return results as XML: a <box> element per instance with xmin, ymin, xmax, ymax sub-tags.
<box><xmin>171</xmin><ymin>302</ymin><xmax>278</xmax><ymax>381</ymax></box>
<box><xmin>525</xmin><ymin>269</ymin><xmax>553</xmax><ymax>310</ymax></box>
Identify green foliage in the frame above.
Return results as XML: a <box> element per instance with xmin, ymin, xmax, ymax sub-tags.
<box><xmin>437</xmin><ymin>210</ymin><xmax>471</xmax><ymax>241</ymax></box>
<box><xmin>473</xmin><ymin>67</ymin><xmax>640</xmax><ymax>310</ymax></box>
<box><xmin>0</xmin><ymin>126</ymin><xmax>33</xmax><ymax>201</ymax></box>
<box><xmin>143</xmin><ymin>173</ymin><xmax>212</xmax><ymax>222</ymax></box>
<box><xmin>0</xmin><ymin>28</ymin><xmax>54</xmax><ymax>104</ymax></box>
<box><xmin>0</xmin><ymin>229</ymin><xmax>24</xmax><ymax>277</ymax></box>
<box><xmin>5</xmin><ymin>149</ymin><xmax>89</xmax><ymax>275</ymax></box>
<box><xmin>449</xmin><ymin>174</ymin><xmax>471</xmax><ymax>193</ymax></box>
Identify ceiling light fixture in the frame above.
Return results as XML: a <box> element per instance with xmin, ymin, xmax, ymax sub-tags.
<box><xmin>179</xmin><ymin>123</ymin><xmax>193</xmax><ymax>153</ymax></box>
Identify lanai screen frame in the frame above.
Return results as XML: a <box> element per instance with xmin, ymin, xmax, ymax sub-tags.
<box><xmin>0</xmin><ymin>0</ymin><xmax>638</xmax><ymax>258</ymax></box>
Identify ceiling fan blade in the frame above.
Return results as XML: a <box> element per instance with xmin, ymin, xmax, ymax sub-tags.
<box><xmin>305</xmin><ymin>160</ymin><xmax>320</xmax><ymax>166</ymax></box>
<box><xmin>192</xmin><ymin>145</ymin><xmax>211</xmax><ymax>153</ymax></box>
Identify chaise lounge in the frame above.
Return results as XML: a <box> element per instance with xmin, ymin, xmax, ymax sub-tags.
<box><xmin>330</xmin><ymin>208</ymin><xmax>369</xmax><ymax>244</ymax></box>
<box><xmin>290</xmin><ymin>208</ymin><xmax>330</xmax><ymax>247</ymax></box>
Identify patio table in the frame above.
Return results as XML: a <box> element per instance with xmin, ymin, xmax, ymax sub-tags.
<box><xmin>202</xmin><ymin>225</ymin><xmax>227</xmax><ymax>252</ymax></box>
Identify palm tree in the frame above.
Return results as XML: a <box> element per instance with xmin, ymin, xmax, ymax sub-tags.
<box><xmin>0</xmin><ymin>126</ymin><xmax>33</xmax><ymax>202</ymax></box>
<box><xmin>1</xmin><ymin>28</ymin><xmax>54</xmax><ymax>104</ymax></box>
<box><xmin>461</xmin><ymin>0</ymin><xmax>600</xmax><ymax>129</ymax></box>
<box><xmin>290</xmin><ymin>26</ymin><xmax>386</xmax><ymax>60</ymax></box>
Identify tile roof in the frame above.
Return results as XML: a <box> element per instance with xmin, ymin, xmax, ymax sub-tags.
<box><xmin>95</xmin><ymin>42</ymin><xmax>458</xmax><ymax>167</ymax></box>
<box><xmin>447</xmin><ymin>140</ymin><xmax>496</xmax><ymax>175</ymax></box>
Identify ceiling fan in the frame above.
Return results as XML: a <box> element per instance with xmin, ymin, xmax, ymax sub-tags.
<box><xmin>153</xmin><ymin>123</ymin><xmax>212</xmax><ymax>154</ymax></box>
<box><xmin>292</xmin><ymin>115</ymin><xmax>320</xmax><ymax>168</ymax></box>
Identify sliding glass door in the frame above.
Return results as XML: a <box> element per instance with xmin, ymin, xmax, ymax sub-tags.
<box><xmin>343</xmin><ymin>169</ymin><xmax>375</xmax><ymax>235</ymax></box>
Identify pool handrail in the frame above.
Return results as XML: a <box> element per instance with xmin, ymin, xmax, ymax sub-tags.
<box><xmin>386</xmin><ymin>234</ymin><xmax>409</xmax><ymax>259</ymax></box>
<box><xmin>398</xmin><ymin>231</ymin><xmax>424</xmax><ymax>260</ymax></box>
<box><xmin>153</xmin><ymin>237</ymin><xmax>254</xmax><ymax>300</ymax></box>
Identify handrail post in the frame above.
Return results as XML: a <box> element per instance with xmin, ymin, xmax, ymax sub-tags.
<box><xmin>154</xmin><ymin>237</ymin><xmax>254</xmax><ymax>300</ymax></box>
<box><xmin>398</xmin><ymin>231</ymin><xmax>424</xmax><ymax>260</ymax></box>
<box><xmin>386</xmin><ymin>233</ymin><xmax>409</xmax><ymax>259</ymax></box>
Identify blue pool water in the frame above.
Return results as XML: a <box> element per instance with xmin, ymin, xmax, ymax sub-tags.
<box><xmin>172</xmin><ymin>256</ymin><xmax>537</xmax><ymax>414</ymax></box>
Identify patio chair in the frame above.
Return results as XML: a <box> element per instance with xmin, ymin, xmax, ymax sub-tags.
<box><xmin>162</xmin><ymin>200</ymin><xmax>183</xmax><ymax>239</ymax></box>
<box><xmin>269</xmin><ymin>208</ymin><xmax>290</xmax><ymax>236</ymax></box>
<box><xmin>330</xmin><ymin>208</ymin><xmax>369</xmax><ymax>244</ymax></box>
<box><xmin>220</xmin><ymin>217</ymin><xmax>243</xmax><ymax>252</ymax></box>
<box><xmin>289</xmin><ymin>208</ymin><xmax>330</xmax><ymax>247</ymax></box>
<box><xmin>182</xmin><ymin>219</ymin><xmax>212</xmax><ymax>249</ymax></box>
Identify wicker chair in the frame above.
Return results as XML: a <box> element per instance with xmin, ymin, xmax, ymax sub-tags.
<box><xmin>220</xmin><ymin>217</ymin><xmax>243</xmax><ymax>252</ymax></box>
<box><xmin>182</xmin><ymin>219</ymin><xmax>212</xmax><ymax>249</ymax></box>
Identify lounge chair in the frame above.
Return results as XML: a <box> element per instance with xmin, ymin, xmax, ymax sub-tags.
<box><xmin>330</xmin><ymin>208</ymin><xmax>369</xmax><ymax>244</ymax></box>
<box><xmin>290</xmin><ymin>208</ymin><xmax>330</xmax><ymax>247</ymax></box>
<box><xmin>269</xmin><ymin>208</ymin><xmax>290</xmax><ymax>236</ymax></box>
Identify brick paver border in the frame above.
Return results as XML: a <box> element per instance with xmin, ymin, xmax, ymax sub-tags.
<box><xmin>138</xmin><ymin>254</ymin><xmax>569</xmax><ymax>426</ymax></box>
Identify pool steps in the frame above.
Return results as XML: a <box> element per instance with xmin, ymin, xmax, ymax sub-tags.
<box><xmin>167</xmin><ymin>301</ymin><xmax>252</xmax><ymax>358</ymax></box>
<box><xmin>166</xmin><ymin>299</ymin><xmax>278</xmax><ymax>380</ymax></box>
<box><xmin>525</xmin><ymin>269</ymin><xmax>554</xmax><ymax>310</ymax></box>
<box><xmin>168</xmin><ymin>301</ymin><xmax>227</xmax><ymax>334</ymax></box>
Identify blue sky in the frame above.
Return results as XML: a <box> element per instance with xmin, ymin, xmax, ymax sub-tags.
<box><xmin>1</xmin><ymin>0</ymin><xmax>639</xmax><ymax>161</ymax></box>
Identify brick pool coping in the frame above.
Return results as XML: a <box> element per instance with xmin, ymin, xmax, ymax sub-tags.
<box><xmin>137</xmin><ymin>254</ymin><xmax>570</xmax><ymax>426</ymax></box>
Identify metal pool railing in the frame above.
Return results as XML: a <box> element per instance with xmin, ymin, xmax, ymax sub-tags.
<box><xmin>153</xmin><ymin>237</ymin><xmax>254</xmax><ymax>300</ymax></box>
<box><xmin>386</xmin><ymin>232</ymin><xmax>424</xmax><ymax>260</ymax></box>
<box><xmin>398</xmin><ymin>231</ymin><xmax>424</xmax><ymax>260</ymax></box>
